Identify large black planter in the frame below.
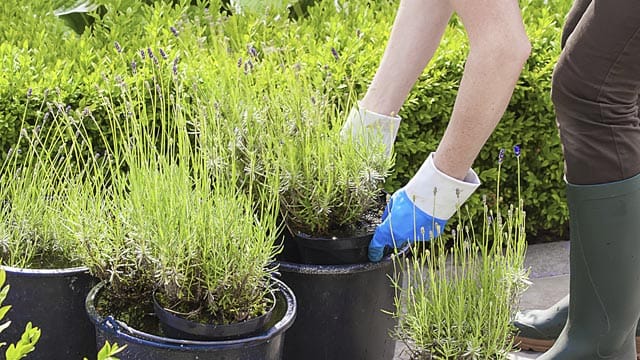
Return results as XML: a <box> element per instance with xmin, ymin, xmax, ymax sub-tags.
<box><xmin>86</xmin><ymin>278</ymin><xmax>296</xmax><ymax>360</ymax></box>
<box><xmin>278</xmin><ymin>251</ymin><xmax>403</xmax><ymax>360</ymax></box>
<box><xmin>2</xmin><ymin>265</ymin><xmax>97</xmax><ymax>360</ymax></box>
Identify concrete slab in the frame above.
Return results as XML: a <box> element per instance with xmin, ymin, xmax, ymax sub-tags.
<box><xmin>523</xmin><ymin>241</ymin><xmax>570</xmax><ymax>279</ymax></box>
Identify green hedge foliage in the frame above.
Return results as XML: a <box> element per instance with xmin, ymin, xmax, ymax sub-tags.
<box><xmin>0</xmin><ymin>0</ymin><xmax>572</xmax><ymax>240</ymax></box>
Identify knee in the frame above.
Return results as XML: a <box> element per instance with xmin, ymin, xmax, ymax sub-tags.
<box><xmin>482</xmin><ymin>33</ymin><xmax>531</xmax><ymax>71</ymax></box>
<box><xmin>473</xmin><ymin>31</ymin><xmax>531</xmax><ymax>71</ymax></box>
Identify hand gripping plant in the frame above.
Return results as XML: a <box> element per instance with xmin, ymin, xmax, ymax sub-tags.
<box><xmin>391</xmin><ymin>147</ymin><xmax>530</xmax><ymax>359</ymax></box>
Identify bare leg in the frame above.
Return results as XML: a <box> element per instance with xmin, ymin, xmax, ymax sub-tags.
<box><xmin>435</xmin><ymin>0</ymin><xmax>530</xmax><ymax>179</ymax></box>
<box><xmin>360</xmin><ymin>0</ymin><xmax>529</xmax><ymax>180</ymax></box>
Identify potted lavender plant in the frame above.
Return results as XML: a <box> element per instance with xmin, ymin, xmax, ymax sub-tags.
<box><xmin>75</xmin><ymin>66</ymin><xmax>296</xmax><ymax>359</ymax></box>
<box><xmin>0</xmin><ymin>99</ymin><xmax>98</xmax><ymax>359</ymax></box>
<box><xmin>247</xmin><ymin>75</ymin><xmax>403</xmax><ymax>359</ymax></box>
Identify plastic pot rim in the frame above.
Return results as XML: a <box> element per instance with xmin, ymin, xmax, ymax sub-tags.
<box><xmin>152</xmin><ymin>287</ymin><xmax>276</xmax><ymax>340</ymax></box>
<box><xmin>0</xmin><ymin>265</ymin><xmax>90</xmax><ymax>277</ymax></box>
<box><xmin>85</xmin><ymin>278</ymin><xmax>297</xmax><ymax>350</ymax></box>
<box><xmin>278</xmin><ymin>246</ymin><xmax>408</xmax><ymax>275</ymax></box>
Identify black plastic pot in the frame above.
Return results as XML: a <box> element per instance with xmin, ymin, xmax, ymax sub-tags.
<box><xmin>291</xmin><ymin>231</ymin><xmax>371</xmax><ymax>265</ymax></box>
<box><xmin>153</xmin><ymin>290</ymin><xmax>276</xmax><ymax>341</ymax></box>
<box><xmin>86</xmin><ymin>278</ymin><xmax>296</xmax><ymax>359</ymax></box>
<box><xmin>2</xmin><ymin>265</ymin><xmax>97</xmax><ymax>360</ymax></box>
<box><xmin>278</xmin><ymin>249</ymin><xmax>404</xmax><ymax>360</ymax></box>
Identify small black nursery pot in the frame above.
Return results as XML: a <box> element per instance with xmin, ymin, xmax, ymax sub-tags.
<box><xmin>291</xmin><ymin>231</ymin><xmax>372</xmax><ymax>265</ymax></box>
<box><xmin>153</xmin><ymin>290</ymin><xmax>276</xmax><ymax>341</ymax></box>
<box><xmin>2</xmin><ymin>265</ymin><xmax>97</xmax><ymax>360</ymax></box>
<box><xmin>86</xmin><ymin>278</ymin><xmax>296</xmax><ymax>360</ymax></box>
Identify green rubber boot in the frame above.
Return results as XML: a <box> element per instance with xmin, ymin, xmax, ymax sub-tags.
<box><xmin>532</xmin><ymin>175</ymin><xmax>640</xmax><ymax>359</ymax></box>
<box><xmin>514</xmin><ymin>296</ymin><xmax>640</xmax><ymax>354</ymax></box>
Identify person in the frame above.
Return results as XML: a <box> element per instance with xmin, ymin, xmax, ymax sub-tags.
<box><xmin>341</xmin><ymin>0</ymin><xmax>531</xmax><ymax>262</ymax></box>
<box><xmin>343</xmin><ymin>0</ymin><xmax>640</xmax><ymax>358</ymax></box>
<box><xmin>510</xmin><ymin>0</ymin><xmax>640</xmax><ymax>358</ymax></box>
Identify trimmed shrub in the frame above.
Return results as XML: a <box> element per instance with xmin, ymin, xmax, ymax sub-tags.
<box><xmin>0</xmin><ymin>0</ymin><xmax>573</xmax><ymax>240</ymax></box>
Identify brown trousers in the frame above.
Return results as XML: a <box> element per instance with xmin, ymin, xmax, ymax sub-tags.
<box><xmin>553</xmin><ymin>0</ymin><xmax>640</xmax><ymax>185</ymax></box>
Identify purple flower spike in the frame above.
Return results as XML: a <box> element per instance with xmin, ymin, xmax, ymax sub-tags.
<box><xmin>147</xmin><ymin>47</ymin><xmax>154</xmax><ymax>59</ymax></box>
<box><xmin>498</xmin><ymin>148</ymin><xmax>505</xmax><ymax>164</ymax></box>
<box><xmin>159</xmin><ymin>48</ymin><xmax>168</xmax><ymax>60</ymax></box>
<box><xmin>514</xmin><ymin>144</ymin><xmax>521</xmax><ymax>157</ymax></box>
<box><xmin>140</xmin><ymin>49</ymin><xmax>146</xmax><ymax>60</ymax></box>
<box><xmin>114</xmin><ymin>41</ymin><xmax>122</xmax><ymax>53</ymax></box>
<box><xmin>331</xmin><ymin>47</ymin><xmax>339</xmax><ymax>61</ymax></box>
<box><xmin>170</xmin><ymin>26</ymin><xmax>179</xmax><ymax>37</ymax></box>
<box><xmin>172</xmin><ymin>56</ymin><xmax>179</xmax><ymax>76</ymax></box>
<box><xmin>131</xmin><ymin>60</ymin><xmax>137</xmax><ymax>74</ymax></box>
<box><xmin>27</xmin><ymin>88</ymin><xmax>32</xmax><ymax>98</ymax></box>
<box><xmin>237</xmin><ymin>57</ymin><xmax>243</xmax><ymax>68</ymax></box>
<box><xmin>248</xmin><ymin>45</ymin><xmax>258</xmax><ymax>58</ymax></box>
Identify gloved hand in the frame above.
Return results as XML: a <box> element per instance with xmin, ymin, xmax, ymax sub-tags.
<box><xmin>368</xmin><ymin>153</ymin><xmax>481</xmax><ymax>262</ymax></box>
<box><xmin>340</xmin><ymin>102</ymin><xmax>401</xmax><ymax>157</ymax></box>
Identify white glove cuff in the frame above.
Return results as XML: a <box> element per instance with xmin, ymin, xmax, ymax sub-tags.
<box><xmin>404</xmin><ymin>153</ymin><xmax>480</xmax><ymax>220</ymax></box>
<box><xmin>341</xmin><ymin>103</ymin><xmax>401</xmax><ymax>155</ymax></box>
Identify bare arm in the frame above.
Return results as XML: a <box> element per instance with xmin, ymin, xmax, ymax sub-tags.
<box><xmin>360</xmin><ymin>0</ymin><xmax>453</xmax><ymax>116</ymax></box>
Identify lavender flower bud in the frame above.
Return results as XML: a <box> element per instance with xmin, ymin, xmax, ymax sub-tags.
<box><xmin>131</xmin><ymin>60</ymin><xmax>137</xmax><ymax>74</ymax></box>
<box><xmin>140</xmin><ymin>49</ymin><xmax>146</xmax><ymax>60</ymax></box>
<box><xmin>170</xmin><ymin>26</ymin><xmax>179</xmax><ymax>37</ymax></box>
<box><xmin>114</xmin><ymin>41</ymin><xmax>122</xmax><ymax>53</ymax></box>
<box><xmin>159</xmin><ymin>48</ymin><xmax>168</xmax><ymax>60</ymax></box>
<box><xmin>244</xmin><ymin>60</ymin><xmax>253</xmax><ymax>73</ymax></box>
<box><xmin>248</xmin><ymin>45</ymin><xmax>258</xmax><ymax>58</ymax></box>
<box><xmin>27</xmin><ymin>88</ymin><xmax>32</xmax><ymax>98</ymax></box>
<box><xmin>237</xmin><ymin>57</ymin><xmax>243</xmax><ymax>68</ymax></box>
<box><xmin>514</xmin><ymin>144</ymin><xmax>521</xmax><ymax>157</ymax></box>
<box><xmin>331</xmin><ymin>47</ymin><xmax>339</xmax><ymax>61</ymax></box>
<box><xmin>172</xmin><ymin>56</ymin><xmax>179</xmax><ymax>76</ymax></box>
<box><xmin>498</xmin><ymin>148</ymin><xmax>505</xmax><ymax>164</ymax></box>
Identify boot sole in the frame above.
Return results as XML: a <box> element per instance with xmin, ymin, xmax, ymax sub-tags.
<box><xmin>515</xmin><ymin>336</ymin><xmax>640</xmax><ymax>358</ymax></box>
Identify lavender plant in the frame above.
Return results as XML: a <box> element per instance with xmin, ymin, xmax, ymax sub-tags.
<box><xmin>0</xmin><ymin>95</ymin><xmax>94</xmax><ymax>269</ymax></box>
<box><xmin>265</xmin><ymin>77</ymin><xmax>392</xmax><ymax>237</ymax></box>
<box><xmin>68</xmin><ymin>42</ymin><xmax>283</xmax><ymax>327</ymax></box>
<box><xmin>392</xmin><ymin>148</ymin><xmax>530</xmax><ymax>359</ymax></box>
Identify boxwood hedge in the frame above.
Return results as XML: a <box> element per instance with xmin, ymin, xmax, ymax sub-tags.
<box><xmin>0</xmin><ymin>0</ymin><xmax>572</xmax><ymax>241</ymax></box>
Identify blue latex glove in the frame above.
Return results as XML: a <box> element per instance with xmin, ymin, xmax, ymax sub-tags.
<box><xmin>368</xmin><ymin>190</ymin><xmax>448</xmax><ymax>262</ymax></box>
